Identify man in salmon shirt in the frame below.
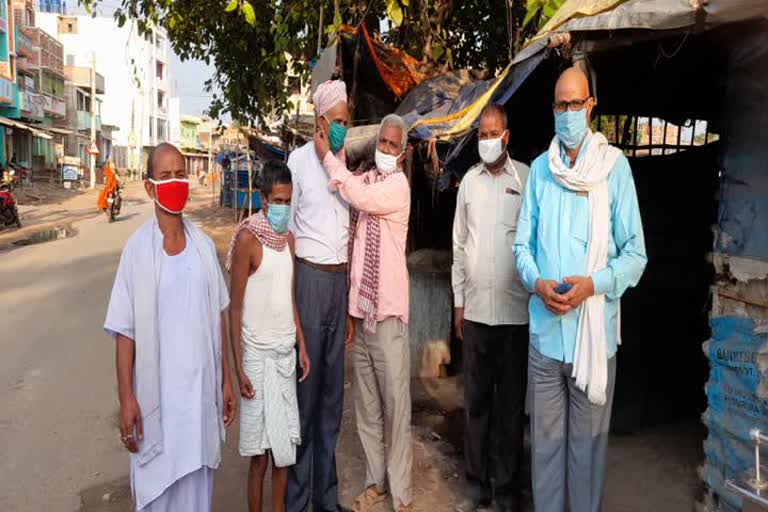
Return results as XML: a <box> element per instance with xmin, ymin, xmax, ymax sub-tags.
<box><xmin>315</xmin><ymin>114</ymin><xmax>412</xmax><ymax>512</ymax></box>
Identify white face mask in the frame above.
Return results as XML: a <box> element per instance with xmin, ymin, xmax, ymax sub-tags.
<box><xmin>478</xmin><ymin>131</ymin><xmax>508</xmax><ymax>165</ymax></box>
<box><xmin>375</xmin><ymin>149</ymin><xmax>401</xmax><ymax>173</ymax></box>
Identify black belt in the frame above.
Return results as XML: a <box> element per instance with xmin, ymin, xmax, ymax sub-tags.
<box><xmin>296</xmin><ymin>257</ymin><xmax>347</xmax><ymax>273</ymax></box>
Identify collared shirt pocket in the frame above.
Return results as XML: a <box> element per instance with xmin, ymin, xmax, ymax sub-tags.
<box><xmin>501</xmin><ymin>188</ymin><xmax>522</xmax><ymax>228</ymax></box>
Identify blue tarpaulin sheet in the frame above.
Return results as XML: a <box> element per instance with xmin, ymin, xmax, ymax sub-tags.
<box><xmin>395</xmin><ymin>51</ymin><xmax>545</xmax><ymax>143</ymax></box>
<box><xmin>257</xmin><ymin>139</ymin><xmax>285</xmax><ymax>158</ymax></box>
<box><xmin>702</xmin><ymin>317</ymin><xmax>768</xmax><ymax>509</ymax></box>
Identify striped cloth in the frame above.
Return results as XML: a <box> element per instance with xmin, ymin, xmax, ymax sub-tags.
<box><xmin>238</xmin><ymin>343</ymin><xmax>301</xmax><ymax>467</ymax></box>
<box><xmin>348</xmin><ymin>167</ymin><xmax>400</xmax><ymax>334</ymax></box>
<box><xmin>225</xmin><ymin>210</ymin><xmax>288</xmax><ymax>272</ymax></box>
<box><xmin>313</xmin><ymin>79</ymin><xmax>348</xmax><ymax>117</ymax></box>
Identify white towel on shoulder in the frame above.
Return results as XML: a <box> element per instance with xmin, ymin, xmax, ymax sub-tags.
<box><xmin>548</xmin><ymin>130</ymin><xmax>621</xmax><ymax>405</ymax></box>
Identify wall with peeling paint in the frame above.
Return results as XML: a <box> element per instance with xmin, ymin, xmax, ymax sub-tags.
<box><xmin>703</xmin><ymin>26</ymin><xmax>768</xmax><ymax>511</ymax></box>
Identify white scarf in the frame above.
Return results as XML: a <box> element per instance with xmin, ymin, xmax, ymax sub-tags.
<box><xmin>131</xmin><ymin>218</ymin><xmax>226</xmax><ymax>466</ymax></box>
<box><xmin>548</xmin><ymin>130</ymin><xmax>621</xmax><ymax>405</ymax></box>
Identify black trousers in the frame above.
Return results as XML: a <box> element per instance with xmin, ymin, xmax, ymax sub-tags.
<box><xmin>286</xmin><ymin>262</ymin><xmax>348</xmax><ymax>512</ymax></box>
<box><xmin>463</xmin><ymin>320</ymin><xmax>529</xmax><ymax>504</ymax></box>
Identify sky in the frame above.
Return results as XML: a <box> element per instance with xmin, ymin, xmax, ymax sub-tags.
<box><xmin>65</xmin><ymin>2</ymin><xmax>216</xmax><ymax>118</ymax></box>
<box><xmin>169</xmin><ymin>53</ymin><xmax>216</xmax><ymax>117</ymax></box>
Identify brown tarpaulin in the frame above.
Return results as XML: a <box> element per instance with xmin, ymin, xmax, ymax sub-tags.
<box><xmin>340</xmin><ymin>24</ymin><xmax>432</xmax><ymax>99</ymax></box>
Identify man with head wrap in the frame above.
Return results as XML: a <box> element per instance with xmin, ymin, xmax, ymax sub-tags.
<box><xmin>316</xmin><ymin>114</ymin><xmax>412</xmax><ymax>512</ymax></box>
<box><xmin>285</xmin><ymin>79</ymin><xmax>353</xmax><ymax>512</ymax></box>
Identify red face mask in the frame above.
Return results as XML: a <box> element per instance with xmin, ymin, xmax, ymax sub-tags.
<box><xmin>150</xmin><ymin>178</ymin><xmax>189</xmax><ymax>214</ymax></box>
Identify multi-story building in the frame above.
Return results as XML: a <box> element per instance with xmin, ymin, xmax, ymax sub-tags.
<box><xmin>37</xmin><ymin>0</ymin><xmax>65</xmax><ymax>15</ymax></box>
<box><xmin>8</xmin><ymin>0</ymin><xmax>68</xmax><ymax>178</ymax></box>
<box><xmin>0</xmin><ymin>0</ymin><xmax>18</xmax><ymax>113</ymax></box>
<box><xmin>174</xmin><ymin>112</ymin><xmax>209</xmax><ymax>174</ymax></box>
<box><xmin>0</xmin><ymin>0</ymin><xmax>65</xmax><ymax>179</ymax></box>
<box><xmin>37</xmin><ymin>12</ymin><xmax>173</xmax><ymax>171</ymax></box>
<box><xmin>60</xmin><ymin>63</ymin><xmax>103</xmax><ymax>170</ymax></box>
<box><xmin>15</xmin><ymin>0</ymin><xmax>42</xmax><ymax>124</ymax></box>
<box><xmin>179</xmin><ymin>115</ymin><xmax>202</xmax><ymax>150</ymax></box>
<box><xmin>27</xmin><ymin>26</ymin><xmax>66</xmax><ymax>124</ymax></box>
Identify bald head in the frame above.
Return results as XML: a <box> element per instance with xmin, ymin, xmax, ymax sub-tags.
<box><xmin>555</xmin><ymin>67</ymin><xmax>590</xmax><ymax>103</ymax></box>
<box><xmin>147</xmin><ymin>143</ymin><xmax>185</xmax><ymax>180</ymax></box>
<box><xmin>552</xmin><ymin>67</ymin><xmax>595</xmax><ymax>147</ymax></box>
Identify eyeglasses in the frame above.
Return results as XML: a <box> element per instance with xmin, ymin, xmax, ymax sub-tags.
<box><xmin>552</xmin><ymin>97</ymin><xmax>591</xmax><ymax>113</ymax></box>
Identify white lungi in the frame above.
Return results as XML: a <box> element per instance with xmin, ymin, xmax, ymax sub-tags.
<box><xmin>239</xmin><ymin>345</ymin><xmax>301</xmax><ymax>467</ymax></box>
<box><xmin>142</xmin><ymin>467</ymin><xmax>214</xmax><ymax>512</ymax></box>
<box><xmin>237</xmin><ymin>245</ymin><xmax>301</xmax><ymax>467</ymax></box>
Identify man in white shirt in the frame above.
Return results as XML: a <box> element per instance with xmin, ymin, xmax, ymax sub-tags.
<box><xmin>452</xmin><ymin>104</ymin><xmax>530</xmax><ymax>512</ymax></box>
<box><xmin>286</xmin><ymin>79</ymin><xmax>353</xmax><ymax>512</ymax></box>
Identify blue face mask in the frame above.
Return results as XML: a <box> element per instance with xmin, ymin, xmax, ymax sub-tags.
<box><xmin>266</xmin><ymin>204</ymin><xmax>290</xmax><ymax>234</ymax></box>
<box><xmin>555</xmin><ymin>109</ymin><xmax>589</xmax><ymax>149</ymax></box>
<box><xmin>324</xmin><ymin>116</ymin><xmax>348</xmax><ymax>154</ymax></box>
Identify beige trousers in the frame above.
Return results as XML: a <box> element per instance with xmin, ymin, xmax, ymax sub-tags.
<box><xmin>350</xmin><ymin>317</ymin><xmax>413</xmax><ymax>508</ymax></box>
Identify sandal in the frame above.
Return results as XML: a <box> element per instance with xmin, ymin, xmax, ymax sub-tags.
<box><xmin>396</xmin><ymin>505</ymin><xmax>412</xmax><ymax>512</ymax></box>
<box><xmin>352</xmin><ymin>486</ymin><xmax>387</xmax><ymax>512</ymax></box>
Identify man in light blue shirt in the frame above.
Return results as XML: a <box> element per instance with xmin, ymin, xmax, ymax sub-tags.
<box><xmin>513</xmin><ymin>67</ymin><xmax>646</xmax><ymax>512</ymax></box>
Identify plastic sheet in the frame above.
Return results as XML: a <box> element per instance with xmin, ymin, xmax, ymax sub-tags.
<box><xmin>702</xmin><ymin>317</ymin><xmax>768</xmax><ymax>510</ymax></box>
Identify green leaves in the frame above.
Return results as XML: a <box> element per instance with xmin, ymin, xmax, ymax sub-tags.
<box><xmin>242</xmin><ymin>1</ymin><xmax>256</xmax><ymax>25</ymax></box>
<box><xmin>386</xmin><ymin>0</ymin><xmax>403</xmax><ymax>28</ymax></box>
<box><xmin>523</xmin><ymin>0</ymin><xmax>565</xmax><ymax>29</ymax></box>
<box><xmin>431</xmin><ymin>44</ymin><xmax>444</xmax><ymax>61</ymax></box>
<box><xmin>224</xmin><ymin>0</ymin><xmax>254</xmax><ymax>27</ymax></box>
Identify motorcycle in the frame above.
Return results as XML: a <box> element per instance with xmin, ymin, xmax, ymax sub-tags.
<box><xmin>1</xmin><ymin>166</ymin><xmax>18</xmax><ymax>190</ymax></box>
<box><xmin>8</xmin><ymin>163</ymin><xmax>29</xmax><ymax>187</ymax></box>
<box><xmin>0</xmin><ymin>174</ymin><xmax>21</xmax><ymax>228</ymax></box>
<box><xmin>106</xmin><ymin>182</ymin><xmax>122</xmax><ymax>223</ymax></box>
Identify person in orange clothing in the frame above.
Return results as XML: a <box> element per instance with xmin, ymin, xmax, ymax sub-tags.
<box><xmin>97</xmin><ymin>161</ymin><xmax>118</xmax><ymax>211</ymax></box>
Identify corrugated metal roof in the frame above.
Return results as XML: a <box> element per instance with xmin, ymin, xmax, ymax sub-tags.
<box><xmin>0</xmin><ymin>116</ymin><xmax>52</xmax><ymax>139</ymax></box>
<box><xmin>529</xmin><ymin>0</ymin><xmax>768</xmax><ymax>47</ymax></box>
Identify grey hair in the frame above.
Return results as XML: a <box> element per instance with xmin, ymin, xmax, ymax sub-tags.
<box><xmin>377</xmin><ymin>114</ymin><xmax>408</xmax><ymax>152</ymax></box>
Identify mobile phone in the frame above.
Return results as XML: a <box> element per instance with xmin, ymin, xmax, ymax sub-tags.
<box><xmin>555</xmin><ymin>283</ymin><xmax>572</xmax><ymax>295</ymax></box>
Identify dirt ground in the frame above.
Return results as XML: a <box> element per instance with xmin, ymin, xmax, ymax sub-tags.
<box><xmin>183</xmin><ymin>183</ymin><xmax>707</xmax><ymax>512</ymax></box>
<box><xmin>184</xmin><ymin>184</ymin><xmax>466</xmax><ymax>512</ymax></box>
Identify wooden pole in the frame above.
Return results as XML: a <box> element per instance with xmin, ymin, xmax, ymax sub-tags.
<box><xmin>317</xmin><ymin>4</ymin><xmax>324</xmax><ymax>54</ymax></box>
<box><xmin>405</xmin><ymin>144</ymin><xmax>415</xmax><ymax>253</ymax></box>
<box><xmin>89</xmin><ymin>51</ymin><xmax>96</xmax><ymax>189</ymax></box>
<box><xmin>348</xmin><ymin>13</ymin><xmax>363</xmax><ymax>124</ymax></box>
<box><xmin>246</xmin><ymin>128</ymin><xmax>252</xmax><ymax>217</ymax></box>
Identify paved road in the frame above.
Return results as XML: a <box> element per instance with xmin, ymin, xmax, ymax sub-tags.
<box><xmin>0</xmin><ymin>193</ymin><xmax>251</xmax><ymax>512</ymax></box>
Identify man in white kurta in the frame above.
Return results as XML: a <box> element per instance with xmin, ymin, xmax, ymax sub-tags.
<box><xmin>104</xmin><ymin>143</ymin><xmax>235</xmax><ymax>511</ymax></box>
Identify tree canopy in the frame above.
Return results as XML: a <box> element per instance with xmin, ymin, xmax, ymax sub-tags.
<box><xmin>78</xmin><ymin>0</ymin><xmax>562</xmax><ymax>123</ymax></box>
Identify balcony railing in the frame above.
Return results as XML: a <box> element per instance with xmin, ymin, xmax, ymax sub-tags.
<box><xmin>17</xmin><ymin>31</ymin><xmax>35</xmax><ymax>57</ymax></box>
<box><xmin>16</xmin><ymin>57</ymin><xmax>31</xmax><ymax>73</ymax></box>
<box><xmin>65</xmin><ymin>66</ymin><xmax>105</xmax><ymax>94</ymax></box>
<box><xmin>42</xmin><ymin>94</ymin><xmax>65</xmax><ymax>117</ymax></box>
<box><xmin>40</xmin><ymin>54</ymin><xmax>63</xmax><ymax>76</ymax></box>
<box><xmin>20</xmin><ymin>91</ymin><xmax>45</xmax><ymax>119</ymax></box>
<box><xmin>77</xmin><ymin>110</ymin><xmax>102</xmax><ymax>131</ymax></box>
<box><xmin>0</xmin><ymin>77</ymin><xmax>12</xmax><ymax>103</ymax></box>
